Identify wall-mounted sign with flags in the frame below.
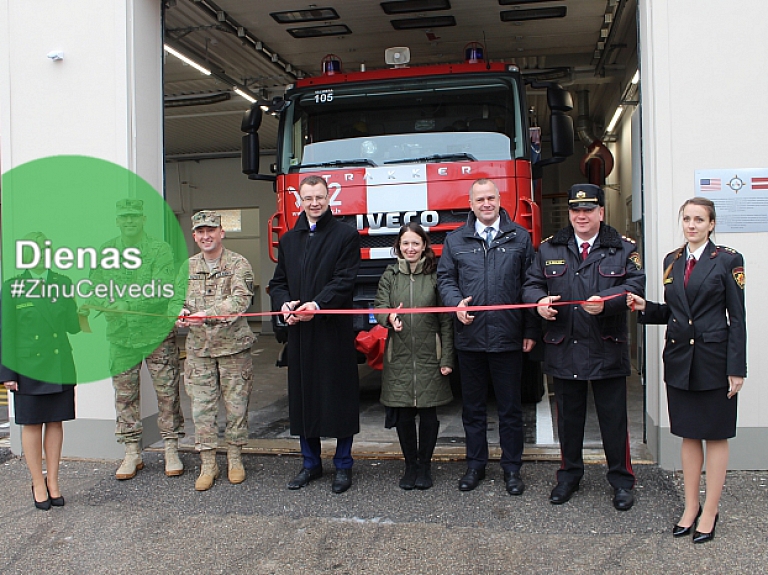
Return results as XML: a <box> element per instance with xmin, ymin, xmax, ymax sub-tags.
<box><xmin>694</xmin><ymin>168</ymin><xmax>768</xmax><ymax>232</ymax></box>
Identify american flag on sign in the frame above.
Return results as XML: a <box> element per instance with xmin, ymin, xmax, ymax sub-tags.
<box><xmin>700</xmin><ymin>178</ymin><xmax>721</xmax><ymax>191</ymax></box>
<box><xmin>751</xmin><ymin>177</ymin><xmax>768</xmax><ymax>190</ymax></box>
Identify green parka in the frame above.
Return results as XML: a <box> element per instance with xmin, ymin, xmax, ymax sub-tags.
<box><xmin>374</xmin><ymin>258</ymin><xmax>454</xmax><ymax>408</ymax></box>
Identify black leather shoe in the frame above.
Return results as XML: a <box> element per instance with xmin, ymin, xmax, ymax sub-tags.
<box><xmin>332</xmin><ymin>469</ymin><xmax>352</xmax><ymax>493</ymax></box>
<box><xmin>692</xmin><ymin>513</ymin><xmax>718</xmax><ymax>544</ymax></box>
<box><xmin>503</xmin><ymin>471</ymin><xmax>525</xmax><ymax>496</ymax></box>
<box><xmin>613</xmin><ymin>488</ymin><xmax>635</xmax><ymax>511</ymax></box>
<box><xmin>458</xmin><ymin>468</ymin><xmax>485</xmax><ymax>492</ymax></box>
<box><xmin>549</xmin><ymin>481</ymin><xmax>579</xmax><ymax>505</ymax></box>
<box><xmin>46</xmin><ymin>478</ymin><xmax>65</xmax><ymax>507</ymax></box>
<box><xmin>287</xmin><ymin>466</ymin><xmax>322</xmax><ymax>490</ymax></box>
<box><xmin>33</xmin><ymin>485</ymin><xmax>51</xmax><ymax>511</ymax></box>
<box><xmin>672</xmin><ymin>505</ymin><xmax>701</xmax><ymax>537</ymax></box>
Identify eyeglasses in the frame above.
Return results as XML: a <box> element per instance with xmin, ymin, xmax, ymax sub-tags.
<box><xmin>301</xmin><ymin>195</ymin><xmax>328</xmax><ymax>203</ymax></box>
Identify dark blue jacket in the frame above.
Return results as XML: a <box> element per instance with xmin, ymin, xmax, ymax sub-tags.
<box><xmin>437</xmin><ymin>208</ymin><xmax>539</xmax><ymax>353</ymax></box>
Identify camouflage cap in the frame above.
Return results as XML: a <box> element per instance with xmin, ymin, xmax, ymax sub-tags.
<box><xmin>116</xmin><ymin>198</ymin><xmax>144</xmax><ymax>216</ymax></box>
<box><xmin>191</xmin><ymin>210</ymin><xmax>222</xmax><ymax>230</ymax></box>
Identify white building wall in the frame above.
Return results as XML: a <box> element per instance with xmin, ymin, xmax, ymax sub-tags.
<box><xmin>0</xmin><ymin>0</ymin><xmax>164</xmax><ymax>458</ymax></box>
<box><xmin>639</xmin><ymin>0</ymin><xmax>767</xmax><ymax>469</ymax></box>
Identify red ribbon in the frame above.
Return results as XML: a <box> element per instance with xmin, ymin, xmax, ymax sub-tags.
<box><xmin>89</xmin><ymin>292</ymin><xmax>628</xmax><ymax>320</ymax></box>
<box><xmin>199</xmin><ymin>291</ymin><xmax>627</xmax><ymax>320</ymax></box>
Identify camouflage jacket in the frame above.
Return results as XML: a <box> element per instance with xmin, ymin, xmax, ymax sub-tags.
<box><xmin>174</xmin><ymin>248</ymin><xmax>254</xmax><ymax>358</ymax></box>
<box><xmin>89</xmin><ymin>234</ymin><xmax>177</xmax><ymax>349</ymax></box>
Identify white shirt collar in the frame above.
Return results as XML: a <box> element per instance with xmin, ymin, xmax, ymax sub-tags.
<box><xmin>574</xmin><ymin>232</ymin><xmax>598</xmax><ymax>249</ymax></box>
<box><xmin>29</xmin><ymin>269</ymin><xmax>49</xmax><ymax>281</ymax></box>
<box><xmin>475</xmin><ymin>217</ymin><xmax>501</xmax><ymax>237</ymax></box>
<box><xmin>687</xmin><ymin>243</ymin><xmax>707</xmax><ymax>261</ymax></box>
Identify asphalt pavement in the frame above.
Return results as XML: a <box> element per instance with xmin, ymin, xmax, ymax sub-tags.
<box><xmin>1</xmin><ymin>448</ymin><xmax>766</xmax><ymax>574</ymax></box>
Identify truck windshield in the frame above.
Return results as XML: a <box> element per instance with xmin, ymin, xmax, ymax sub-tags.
<box><xmin>280</xmin><ymin>76</ymin><xmax>524</xmax><ymax>172</ymax></box>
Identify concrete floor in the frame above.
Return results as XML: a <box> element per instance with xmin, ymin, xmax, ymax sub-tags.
<box><xmin>167</xmin><ymin>330</ymin><xmax>652</xmax><ymax>465</ymax></box>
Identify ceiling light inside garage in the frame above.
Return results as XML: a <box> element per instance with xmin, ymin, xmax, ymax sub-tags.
<box><xmin>390</xmin><ymin>16</ymin><xmax>456</xmax><ymax>30</ymax></box>
<box><xmin>287</xmin><ymin>24</ymin><xmax>352</xmax><ymax>38</ymax></box>
<box><xmin>163</xmin><ymin>44</ymin><xmax>211</xmax><ymax>76</ymax></box>
<box><xmin>270</xmin><ymin>8</ymin><xmax>339</xmax><ymax>24</ymax></box>
<box><xmin>500</xmin><ymin>6</ymin><xmax>567</xmax><ymax>21</ymax></box>
<box><xmin>233</xmin><ymin>87</ymin><xmax>257</xmax><ymax>103</ymax></box>
<box><xmin>380</xmin><ymin>0</ymin><xmax>451</xmax><ymax>15</ymax></box>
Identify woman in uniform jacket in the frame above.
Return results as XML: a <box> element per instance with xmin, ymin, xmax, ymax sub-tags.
<box><xmin>627</xmin><ymin>198</ymin><xmax>746</xmax><ymax>543</ymax></box>
<box><xmin>375</xmin><ymin>223</ymin><xmax>454</xmax><ymax>490</ymax></box>
<box><xmin>1</xmin><ymin>232</ymin><xmax>81</xmax><ymax>510</ymax></box>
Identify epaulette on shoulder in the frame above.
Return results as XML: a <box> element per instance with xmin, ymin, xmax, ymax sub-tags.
<box><xmin>540</xmin><ymin>235</ymin><xmax>553</xmax><ymax>244</ymax></box>
<box><xmin>717</xmin><ymin>245</ymin><xmax>737</xmax><ymax>254</ymax></box>
<box><xmin>621</xmin><ymin>235</ymin><xmax>637</xmax><ymax>244</ymax></box>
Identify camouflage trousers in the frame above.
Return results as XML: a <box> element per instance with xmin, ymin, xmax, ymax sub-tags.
<box><xmin>184</xmin><ymin>348</ymin><xmax>253</xmax><ymax>451</ymax></box>
<box><xmin>112</xmin><ymin>334</ymin><xmax>184</xmax><ymax>443</ymax></box>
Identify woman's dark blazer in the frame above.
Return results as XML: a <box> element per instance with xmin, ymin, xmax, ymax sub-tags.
<box><xmin>639</xmin><ymin>240</ymin><xmax>746</xmax><ymax>391</ymax></box>
<box><xmin>0</xmin><ymin>271</ymin><xmax>81</xmax><ymax>394</ymax></box>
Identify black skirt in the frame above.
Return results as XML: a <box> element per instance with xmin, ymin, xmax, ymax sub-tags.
<box><xmin>667</xmin><ymin>385</ymin><xmax>737</xmax><ymax>440</ymax></box>
<box><xmin>13</xmin><ymin>387</ymin><xmax>76</xmax><ymax>425</ymax></box>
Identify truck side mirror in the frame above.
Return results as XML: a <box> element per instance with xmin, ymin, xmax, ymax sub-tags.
<box><xmin>547</xmin><ymin>85</ymin><xmax>574</xmax><ymax>161</ymax></box>
<box><xmin>241</xmin><ymin>132</ymin><xmax>260</xmax><ymax>176</ymax></box>
<box><xmin>241</xmin><ymin>102</ymin><xmax>276</xmax><ymax>182</ymax></box>
<box><xmin>529</xmin><ymin>82</ymin><xmax>574</xmax><ymax>170</ymax></box>
<box><xmin>550</xmin><ymin>112</ymin><xmax>574</xmax><ymax>160</ymax></box>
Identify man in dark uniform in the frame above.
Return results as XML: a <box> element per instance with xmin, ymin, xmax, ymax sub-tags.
<box><xmin>269</xmin><ymin>175</ymin><xmax>361</xmax><ymax>494</ymax></box>
<box><xmin>523</xmin><ymin>184</ymin><xmax>645</xmax><ymax>511</ymax></box>
<box><xmin>437</xmin><ymin>178</ymin><xmax>539</xmax><ymax>495</ymax></box>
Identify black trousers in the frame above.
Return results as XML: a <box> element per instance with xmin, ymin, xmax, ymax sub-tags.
<box><xmin>457</xmin><ymin>350</ymin><xmax>523</xmax><ymax>473</ymax></box>
<box><xmin>552</xmin><ymin>376</ymin><xmax>635</xmax><ymax>489</ymax></box>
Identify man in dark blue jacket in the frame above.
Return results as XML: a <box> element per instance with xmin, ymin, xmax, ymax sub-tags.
<box><xmin>522</xmin><ymin>184</ymin><xmax>645</xmax><ymax>511</ymax></box>
<box><xmin>438</xmin><ymin>178</ymin><xmax>539</xmax><ymax>495</ymax></box>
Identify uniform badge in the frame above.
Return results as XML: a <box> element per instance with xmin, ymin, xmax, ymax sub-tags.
<box><xmin>663</xmin><ymin>277</ymin><xmax>674</xmax><ymax>285</ymax></box>
<box><xmin>628</xmin><ymin>251</ymin><xmax>642</xmax><ymax>270</ymax></box>
<box><xmin>545</xmin><ymin>259</ymin><xmax>566</xmax><ymax>266</ymax></box>
<box><xmin>732</xmin><ymin>266</ymin><xmax>745</xmax><ymax>289</ymax></box>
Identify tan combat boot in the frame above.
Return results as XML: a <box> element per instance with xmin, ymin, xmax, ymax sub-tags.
<box><xmin>115</xmin><ymin>442</ymin><xmax>144</xmax><ymax>480</ymax></box>
<box><xmin>194</xmin><ymin>449</ymin><xmax>219</xmax><ymax>491</ymax></box>
<box><xmin>164</xmin><ymin>439</ymin><xmax>184</xmax><ymax>477</ymax></box>
<box><xmin>227</xmin><ymin>444</ymin><xmax>246</xmax><ymax>484</ymax></box>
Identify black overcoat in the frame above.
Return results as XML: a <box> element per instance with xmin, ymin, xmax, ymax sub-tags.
<box><xmin>0</xmin><ymin>271</ymin><xmax>81</xmax><ymax>393</ymax></box>
<box><xmin>639</xmin><ymin>240</ymin><xmax>746</xmax><ymax>390</ymax></box>
<box><xmin>269</xmin><ymin>209</ymin><xmax>361</xmax><ymax>438</ymax></box>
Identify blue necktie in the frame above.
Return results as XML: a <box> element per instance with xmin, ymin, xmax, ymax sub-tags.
<box><xmin>484</xmin><ymin>226</ymin><xmax>494</xmax><ymax>247</ymax></box>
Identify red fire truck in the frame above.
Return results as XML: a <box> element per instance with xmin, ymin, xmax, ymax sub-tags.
<box><xmin>242</xmin><ymin>46</ymin><xmax>573</xmax><ymax>337</ymax></box>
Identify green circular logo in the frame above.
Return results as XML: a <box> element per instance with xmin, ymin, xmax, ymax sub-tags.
<box><xmin>1</xmin><ymin>156</ymin><xmax>188</xmax><ymax>384</ymax></box>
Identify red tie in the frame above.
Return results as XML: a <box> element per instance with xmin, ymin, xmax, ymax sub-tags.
<box><xmin>581</xmin><ymin>242</ymin><xmax>590</xmax><ymax>261</ymax></box>
<box><xmin>684</xmin><ymin>256</ymin><xmax>697</xmax><ymax>287</ymax></box>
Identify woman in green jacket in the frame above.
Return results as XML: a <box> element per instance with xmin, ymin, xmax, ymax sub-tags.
<box><xmin>375</xmin><ymin>222</ymin><xmax>454</xmax><ymax>489</ymax></box>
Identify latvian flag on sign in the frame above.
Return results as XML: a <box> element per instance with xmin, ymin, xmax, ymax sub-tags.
<box><xmin>700</xmin><ymin>178</ymin><xmax>721</xmax><ymax>191</ymax></box>
<box><xmin>752</xmin><ymin>177</ymin><xmax>768</xmax><ymax>190</ymax></box>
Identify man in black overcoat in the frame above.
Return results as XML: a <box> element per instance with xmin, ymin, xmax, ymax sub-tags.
<box><xmin>269</xmin><ymin>175</ymin><xmax>361</xmax><ymax>494</ymax></box>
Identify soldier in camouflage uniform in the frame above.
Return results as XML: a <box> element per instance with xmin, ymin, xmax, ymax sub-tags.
<box><xmin>84</xmin><ymin>199</ymin><xmax>184</xmax><ymax>480</ymax></box>
<box><xmin>174</xmin><ymin>210</ymin><xmax>254</xmax><ymax>491</ymax></box>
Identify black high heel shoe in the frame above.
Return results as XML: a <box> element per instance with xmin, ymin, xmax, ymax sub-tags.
<box><xmin>46</xmin><ymin>478</ymin><xmax>65</xmax><ymax>507</ymax></box>
<box><xmin>692</xmin><ymin>513</ymin><xmax>718</xmax><ymax>544</ymax></box>
<box><xmin>672</xmin><ymin>505</ymin><xmax>702</xmax><ymax>537</ymax></box>
<box><xmin>32</xmin><ymin>485</ymin><xmax>51</xmax><ymax>511</ymax></box>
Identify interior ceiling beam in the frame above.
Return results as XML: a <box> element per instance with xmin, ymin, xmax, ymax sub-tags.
<box><xmin>181</xmin><ymin>0</ymin><xmax>305</xmax><ymax>80</ymax></box>
<box><xmin>595</xmin><ymin>0</ymin><xmax>628</xmax><ymax>77</ymax></box>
